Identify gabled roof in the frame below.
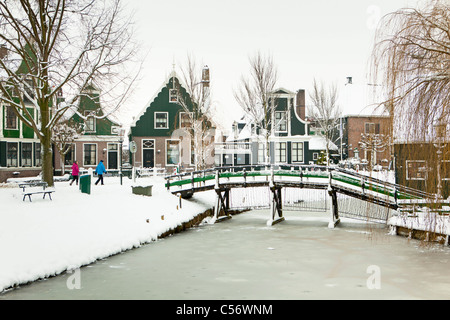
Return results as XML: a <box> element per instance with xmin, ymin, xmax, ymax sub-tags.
<box><xmin>131</xmin><ymin>71</ymin><xmax>179</xmax><ymax>127</ymax></box>
<box><xmin>272</xmin><ymin>88</ymin><xmax>295</xmax><ymax>96</ymax></box>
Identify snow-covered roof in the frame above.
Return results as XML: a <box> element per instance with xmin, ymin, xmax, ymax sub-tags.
<box><xmin>339</xmin><ymin>82</ymin><xmax>389</xmax><ymax>117</ymax></box>
<box><xmin>131</xmin><ymin>70</ymin><xmax>179</xmax><ymax>127</ymax></box>
<box><xmin>308</xmin><ymin>135</ymin><xmax>338</xmax><ymax>151</ymax></box>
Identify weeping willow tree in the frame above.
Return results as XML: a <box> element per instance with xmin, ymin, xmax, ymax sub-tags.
<box><xmin>371</xmin><ymin>0</ymin><xmax>450</xmax><ymax>198</ymax></box>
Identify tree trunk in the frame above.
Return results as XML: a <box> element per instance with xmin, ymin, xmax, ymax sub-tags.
<box><xmin>40</xmin><ymin>95</ymin><xmax>54</xmax><ymax>186</ymax></box>
<box><xmin>41</xmin><ymin>132</ymin><xmax>54</xmax><ymax>186</ymax></box>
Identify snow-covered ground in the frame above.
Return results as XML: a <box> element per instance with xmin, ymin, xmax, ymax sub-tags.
<box><xmin>0</xmin><ymin>175</ymin><xmax>216</xmax><ymax>292</ymax></box>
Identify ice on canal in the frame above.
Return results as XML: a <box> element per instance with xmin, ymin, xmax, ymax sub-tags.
<box><xmin>3</xmin><ymin>209</ymin><xmax>450</xmax><ymax>300</ymax></box>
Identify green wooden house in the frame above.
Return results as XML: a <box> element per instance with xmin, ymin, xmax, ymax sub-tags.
<box><xmin>129</xmin><ymin>71</ymin><xmax>204</xmax><ymax>172</ymax></box>
<box><xmin>0</xmin><ymin>47</ymin><xmax>44</xmax><ymax>182</ymax></box>
<box><xmin>54</xmin><ymin>84</ymin><xmax>123</xmax><ymax>174</ymax></box>
<box><xmin>215</xmin><ymin>88</ymin><xmax>336</xmax><ymax>166</ymax></box>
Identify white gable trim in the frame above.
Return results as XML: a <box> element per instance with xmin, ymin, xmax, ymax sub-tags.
<box><xmin>131</xmin><ymin>71</ymin><xmax>179</xmax><ymax>128</ymax></box>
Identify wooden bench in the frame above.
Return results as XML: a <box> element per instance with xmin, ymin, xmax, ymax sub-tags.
<box><xmin>19</xmin><ymin>182</ymin><xmax>55</xmax><ymax>202</ymax></box>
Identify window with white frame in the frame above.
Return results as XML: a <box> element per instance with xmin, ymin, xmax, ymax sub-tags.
<box><xmin>5</xmin><ymin>105</ymin><xmax>17</xmax><ymax>129</ymax></box>
<box><xmin>21</xmin><ymin>142</ymin><xmax>33</xmax><ymax>167</ymax></box>
<box><xmin>84</xmin><ymin>144</ymin><xmax>97</xmax><ymax>166</ymax></box>
<box><xmin>180</xmin><ymin>112</ymin><xmax>192</xmax><ymax>128</ymax></box>
<box><xmin>166</xmin><ymin>140</ymin><xmax>180</xmax><ymax>165</ymax></box>
<box><xmin>64</xmin><ymin>143</ymin><xmax>75</xmax><ymax>165</ymax></box>
<box><xmin>155</xmin><ymin>112</ymin><xmax>168</xmax><ymax>129</ymax></box>
<box><xmin>7</xmin><ymin>142</ymin><xmax>18</xmax><ymax>167</ymax></box>
<box><xmin>406</xmin><ymin>160</ymin><xmax>427</xmax><ymax>180</ymax></box>
<box><xmin>258</xmin><ymin>142</ymin><xmax>266</xmax><ymax>164</ymax></box>
<box><xmin>291</xmin><ymin>142</ymin><xmax>304</xmax><ymax>163</ymax></box>
<box><xmin>275</xmin><ymin>111</ymin><xmax>287</xmax><ymax>132</ymax></box>
<box><xmin>365</xmin><ymin>123</ymin><xmax>380</xmax><ymax>134</ymax></box>
<box><xmin>84</xmin><ymin>111</ymin><xmax>96</xmax><ymax>132</ymax></box>
<box><xmin>35</xmin><ymin>142</ymin><xmax>41</xmax><ymax>167</ymax></box>
<box><xmin>275</xmin><ymin>142</ymin><xmax>286</xmax><ymax>163</ymax></box>
<box><xmin>169</xmin><ymin>89</ymin><xmax>178</xmax><ymax>103</ymax></box>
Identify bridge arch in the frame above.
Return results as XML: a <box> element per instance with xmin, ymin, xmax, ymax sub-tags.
<box><xmin>165</xmin><ymin>164</ymin><xmax>437</xmax><ymax>228</ymax></box>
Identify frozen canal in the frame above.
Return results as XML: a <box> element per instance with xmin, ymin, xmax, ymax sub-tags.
<box><xmin>2</xmin><ymin>209</ymin><xmax>450</xmax><ymax>300</ymax></box>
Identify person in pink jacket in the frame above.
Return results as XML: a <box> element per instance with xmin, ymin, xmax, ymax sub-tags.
<box><xmin>70</xmin><ymin>161</ymin><xmax>79</xmax><ymax>186</ymax></box>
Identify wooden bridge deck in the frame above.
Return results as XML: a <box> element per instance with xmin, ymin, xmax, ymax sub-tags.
<box><xmin>165</xmin><ymin>165</ymin><xmax>444</xmax><ymax>226</ymax></box>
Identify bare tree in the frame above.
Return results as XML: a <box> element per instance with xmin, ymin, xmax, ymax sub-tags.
<box><xmin>371</xmin><ymin>0</ymin><xmax>450</xmax><ymax>142</ymax></box>
<box><xmin>371</xmin><ymin>0</ymin><xmax>450</xmax><ymax>199</ymax></box>
<box><xmin>0</xmin><ymin>0</ymin><xmax>138</xmax><ymax>185</ymax></box>
<box><xmin>359</xmin><ymin>132</ymin><xmax>389</xmax><ymax>170</ymax></box>
<box><xmin>308</xmin><ymin>79</ymin><xmax>341</xmax><ymax>165</ymax></box>
<box><xmin>52</xmin><ymin>119</ymin><xmax>83</xmax><ymax>176</ymax></box>
<box><xmin>234</xmin><ymin>51</ymin><xmax>278</xmax><ymax>164</ymax></box>
<box><xmin>174</xmin><ymin>55</ymin><xmax>215</xmax><ymax>170</ymax></box>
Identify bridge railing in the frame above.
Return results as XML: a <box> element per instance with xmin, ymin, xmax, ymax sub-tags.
<box><xmin>164</xmin><ymin>164</ymin><xmax>437</xmax><ymax>203</ymax></box>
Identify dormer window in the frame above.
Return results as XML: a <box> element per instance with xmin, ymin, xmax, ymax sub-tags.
<box><xmin>275</xmin><ymin>111</ymin><xmax>287</xmax><ymax>132</ymax></box>
<box><xmin>84</xmin><ymin>111</ymin><xmax>96</xmax><ymax>132</ymax></box>
<box><xmin>169</xmin><ymin>89</ymin><xmax>178</xmax><ymax>103</ymax></box>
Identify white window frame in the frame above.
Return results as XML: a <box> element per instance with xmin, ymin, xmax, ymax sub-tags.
<box><xmin>274</xmin><ymin>111</ymin><xmax>287</xmax><ymax>133</ymax></box>
<box><xmin>6</xmin><ymin>142</ymin><xmax>18</xmax><ymax>167</ymax></box>
<box><xmin>5</xmin><ymin>105</ymin><xmax>18</xmax><ymax>130</ymax></box>
<box><xmin>84</xmin><ymin>111</ymin><xmax>96</xmax><ymax>133</ymax></box>
<box><xmin>258</xmin><ymin>142</ymin><xmax>266</xmax><ymax>164</ymax></box>
<box><xmin>180</xmin><ymin>111</ymin><xmax>193</xmax><ymax>128</ymax></box>
<box><xmin>35</xmin><ymin>142</ymin><xmax>42</xmax><ymax>167</ymax></box>
<box><xmin>21</xmin><ymin>142</ymin><xmax>33</xmax><ymax>167</ymax></box>
<box><xmin>275</xmin><ymin>142</ymin><xmax>287</xmax><ymax>163</ymax></box>
<box><xmin>406</xmin><ymin>160</ymin><xmax>427</xmax><ymax>181</ymax></box>
<box><xmin>83</xmin><ymin>143</ymin><xmax>97</xmax><ymax>166</ymax></box>
<box><xmin>64</xmin><ymin>143</ymin><xmax>76</xmax><ymax>166</ymax></box>
<box><xmin>291</xmin><ymin>142</ymin><xmax>304</xmax><ymax>163</ymax></box>
<box><xmin>154</xmin><ymin>112</ymin><xmax>169</xmax><ymax>129</ymax></box>
<box><xmin>166</xmin><ymin>139</ymin><xmax>181</xmax><ymax>166</ymax></box>
<box><xmin>169</xmin><ymin>89</ymin><xmax>178</xmax><ymax>103</ymax></box>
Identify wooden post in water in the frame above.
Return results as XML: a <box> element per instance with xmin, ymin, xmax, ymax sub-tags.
<box><xmin>267</xmin><ymin>167</ymin><xmax>285</xmax><ymax>226</ymax></box>
<box><xmin>327</xmin><ymin>171</ymin><xmax>340</xmax><ymax>228</ymax></box>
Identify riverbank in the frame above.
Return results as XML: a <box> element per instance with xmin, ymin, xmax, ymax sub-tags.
<box><xmin>0</xmin><ymin>176</ymin><xmax>216</xmax><ymax>292</ymax></box>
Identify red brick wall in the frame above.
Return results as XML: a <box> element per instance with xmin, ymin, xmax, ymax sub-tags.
<box><xmin>346</xmin><ymin>116</ymin><xmax>391</xmax><ymax>165</ymax></box>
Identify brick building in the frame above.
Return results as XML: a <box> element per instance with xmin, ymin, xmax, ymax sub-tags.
<box><xmin>339</xmin><ymin>115</ymin><xmax>391</xmax><ymax>168</ymax></box>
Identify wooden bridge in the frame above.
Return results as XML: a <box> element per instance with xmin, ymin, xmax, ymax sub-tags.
<box><xmin>165</xmin><ymin>165</ymin><xmax>439</xmax><ymax>228</ymax></box>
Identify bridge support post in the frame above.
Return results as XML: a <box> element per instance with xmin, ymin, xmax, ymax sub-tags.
<box><xmin>327</xmin><ymin>186</ymin><xmax>340</xmax><ymax>228</ymax></box>
<box><xmin>268</xmin><ymin>186</ymin><xmax>285</xmax><ymax>226</ymax></box>
<box><xmin>214</xmin><ymin>189</ymin><xmax>231</xmax><ymax>223</ymax></box>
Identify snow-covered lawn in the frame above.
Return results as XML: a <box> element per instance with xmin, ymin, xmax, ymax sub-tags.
<box><xmin>0</xmin><ymin>176</ymin><xmax>215</xmax><ymax>292</ymax></box>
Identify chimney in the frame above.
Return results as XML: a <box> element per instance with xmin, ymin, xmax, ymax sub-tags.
<box><xmin>0</xmin><ymin>44</ymin><xmax>7</xmax><ymax>60</ymax></box>
<box><xmin>296</xmin><ymin>89</ymin><xmax>306</xmax><ymax>120</ymax></box>
<box><xmin>202</xmin><ymin>65</ymin><xmax>210</xmax><ymax>88</ymax></box>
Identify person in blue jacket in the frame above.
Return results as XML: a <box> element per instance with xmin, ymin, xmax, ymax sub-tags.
<box><xmin>95</xmin><ymin>160</ymin><xmax>106</xmax><ymax>185</ymax></box>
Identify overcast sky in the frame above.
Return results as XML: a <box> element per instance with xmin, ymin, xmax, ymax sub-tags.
<box><xmin>120</xmin><ymin>0</ymin><xmax>422</xmax><ymax>131</ymax></box>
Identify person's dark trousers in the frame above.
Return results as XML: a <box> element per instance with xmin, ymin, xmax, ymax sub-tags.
<box><xmin>70</xmin><ymin>175</ymin><xmax>79</xmax><ymax>186</ymax></box>
<box><xmin>95</xmin><ymin>174</ymin><xmax>104</xmax><ymax>185</ymax></box>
